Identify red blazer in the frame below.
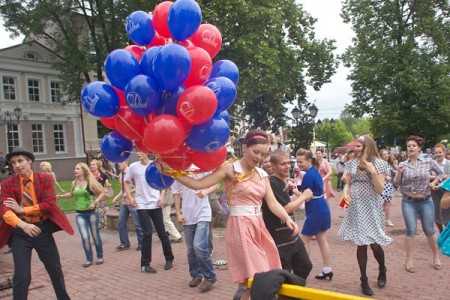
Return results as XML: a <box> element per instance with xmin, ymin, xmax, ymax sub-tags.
<box><xmin>0</xmin><ymin>171</ymin><xmax>74</xmax><ymax>249</ymax></box>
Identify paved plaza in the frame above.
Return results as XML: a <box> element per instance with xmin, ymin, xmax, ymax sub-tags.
<box><xmin>1</xmin><ymin>190</ymin><xmax>448</xmax><ymax>299</ymax></box>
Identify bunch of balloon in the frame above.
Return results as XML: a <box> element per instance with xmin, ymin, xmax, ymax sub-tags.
<box><xmin>80</xmin><ymin>0</ymin><xmax>239</xmax><ymax>190</ymax></box>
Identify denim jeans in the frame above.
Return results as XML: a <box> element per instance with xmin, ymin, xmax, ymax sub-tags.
<box><xmin>76</xmin><ymin>210</ymin><xmax>103</xmax><ymax>261</ymax></box>
<box><xmin>184</xmin><ymin>221</ymin><xmax>216</xmax><ymax>281</ymax></box>
<box><xmin>11</xmin><ymin>220</ymin><xmax>70</xmax><ymax>300</ymax></box>
<box><xmin>137</xmin><ymin>208</ymin><xmax>174</xmax><ymax>266</ymax></box>
<box><xmin>402</xmin><ymin>196</ymin><xmax>435</xmax><ymax>237</ymax></box>
<box><xmin>118</xmin><ymin>203</ymin><xmax>143</xmax><ymax>247</ymax></box>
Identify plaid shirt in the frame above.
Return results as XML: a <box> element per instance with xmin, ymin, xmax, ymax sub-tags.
<box><xmin>0</xmin><ymin>172</ymin><xmax>74</xmax><ymax>249</ymax></box>
<box><xmin>394</xmin><ymin>156</ymin><xmax>443</xmax><ymax>195</ymax></box>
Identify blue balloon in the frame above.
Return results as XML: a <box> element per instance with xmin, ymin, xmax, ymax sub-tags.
<box><xmin>205</xmin><ymin>76</ymin><xmax>237</xmax><ymax>113</ymax></box>
<box><xmin>168</xmin><ymin>0</ymin><xmax>202</xmax><ymax>41</ymax></box>
<box><xmin>125</xmin><ymin>75</ymin><xmax>162</xmax><ymax>116</ymax></box>
<box><xmin>153</xmin><ymin>44</ymin><xmax>191</xmax><ymax>92</ymax></box>
<box><xmin>80</xmin><ymin>81</ymin><xmax>120</xmax><ymax>118</ymax></box>
<box><xmin>100</xmin><ymin>131</ymin><xmax>133</xmax><ymax>163</ymax></box>
<box><xmin>140</xmin><ymin>46</ymin><xmax>161</xmax><ymax>78</ymax></box>
<box><xmin>126</xmin><ymin>11</ymin><xmax>155</xmax><ymax>46</ymax></box>
<box><xmin>218</xmin><ymin>110</ymin><xmax>230</xmax><ymax>124</ymax></box>
<box><xmin>104</xmin><ymin>49</ymin><xmax>141</xmax><ymax>90</ymax></box>
<box><xmin>187</xmin><ymin>116</ymin><xmax>230</xmax><ymax>152</ymax></box>
<box><xmin>157</xmin><ymin>87</ymin><xmax>185</xmax><ymax>116</ymax></box>
<box><xmin>210</xmin><ymin>60</ymin><xmax>239</xmax><ymax>85</ymax></box>
<box><xmin>145</xmin><ymin>162</ymin><xmax>174</xmax><ymax>190</ymax></box>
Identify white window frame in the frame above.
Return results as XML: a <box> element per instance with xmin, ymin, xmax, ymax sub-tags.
<box><xmin>53</xmin><ymin>123</ymin><xmax>66</xmax><ymax>153</ymax></box>
<box><xmin>27</xmin><ymin>78</ymin><xmax>40</xmax><ymax>102</ymax></box>
<box><xmin>2</xmin><ymin>76</ymin><xmax>17</xmax><ymax>101</ymax></box>
<box><xmin>31</xmin><ymin>123</ymin><xmax>46</xmax><ymax>154</ymax></box>
<box><xmin>50</xmin><ymin>81</ymin><xmax>62</xmax><ymax>103</ymax></box>
<box><xmin>6</xmin><ymin>124</ymin><xmax>20</xmax><ymax>151</ymax></box>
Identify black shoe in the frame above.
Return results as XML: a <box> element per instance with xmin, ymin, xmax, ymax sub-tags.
<box><xmin>315</xmin><ymin>271</ymin><xmax>333</xmax><ymax>280</ymax></box>
<box><xmin>136</xmin><ymin>245</ymin><xmax>142</xmax><ymax>251</ymax></box>
<box><xmin>378</xmin><ymin>266</ymin><xmax>387</xmax><ymax>288</ymax></box>
<box><xmin>116</xmin><ymin>244</ymin><xmax>130</xmax><ymax>251</ymax></box>
<box><xmin>164</xmin><ymin>260</ymin><xmax>173</xmax><ymax>270</ymax></box>
<box><xmin>141</xmin><ymin>265</ymin><xmax>157</xmax><ymax>274</ymax></box>
<box><xmin>360</xmin><ymin>276</ymin><xmax>373</xmax><ymax>296</ymax></box>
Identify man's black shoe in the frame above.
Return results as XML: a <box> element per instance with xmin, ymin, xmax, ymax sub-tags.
<box><xmin>164</xmin><ymin>260</ymin><xmax>173</xmax><ymax>270</ymax></box>
<box><xmin>141</xmin><ymin>265</ymin><xmax>157</xmax><ymax>274</ymax></box>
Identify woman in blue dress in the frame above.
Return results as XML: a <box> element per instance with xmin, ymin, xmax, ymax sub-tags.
<box><xmin>295</xmin><ymin>148</ymin><xmax>332</xmax><ymax>281</ymax></box>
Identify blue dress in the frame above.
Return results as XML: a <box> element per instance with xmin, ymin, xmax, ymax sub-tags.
<box><xmin>437</xmin><ymin>178</ymin><xmax>450</xmax><ymax>256</ymax></box>
<box><xmin>301</xmin><ymin>166</ymin><xmax>331</xmax><ymax>236</ymax></box>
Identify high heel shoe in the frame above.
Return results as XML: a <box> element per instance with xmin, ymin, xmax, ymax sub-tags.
<box><xmin>378</xmin><ymin>266</ymin><xmax>387</xmax><ymax>288</ymax></box>
<box><xmin>315</xmin><ymin>271</ymin><xmax>333</xmax><ymax>280</ymax></box>
<box><xmin>360</xmin><ymin>276</ymin><xmax>373</xmax><ymax>296</ymax></box>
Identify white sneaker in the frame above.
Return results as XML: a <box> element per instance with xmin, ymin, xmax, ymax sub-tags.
<box><xmin>385</xmin><ymin>220</ymin><xmax>394</xmax><ymax>227</ymax></box>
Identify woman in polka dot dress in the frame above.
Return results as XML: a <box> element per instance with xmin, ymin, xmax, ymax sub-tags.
<box><xmin>337</xmin><ymin>135</ymin><xmax>391</xmax><ymax>297</ymax></box>
<box><xmin>380</xmin><ymin>149</ymin><xmax>395</xmax><ymax>227</ymax></box>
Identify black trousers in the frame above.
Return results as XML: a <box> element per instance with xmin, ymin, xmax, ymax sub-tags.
<box><xmin>336</xmin><ymin>172</ymin><xmax>344</xmax><ymax>190</ymax></box>
<box><xmin>137</xmin><ymin>208</ymin><xmax>174</xmax><ymax>266</ymax></box>
<box><xmin>11</xmin><ymin>220</ymin><xmax>70</xmax><ymax>300</ymax></box>
<box><xmin>278</xmin><ymin>238</ymin><xmax>312</xmax><ymax>280</ymax></box>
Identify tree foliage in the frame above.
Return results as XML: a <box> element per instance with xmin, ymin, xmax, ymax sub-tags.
<box><xmin>341</xmin><ymin>0</ymin><xmax>450</xmax><ymax>146</ymax></box>
<box><xmin>1</xmin><ymin>0</ymin><xmax>337</xmax><ymax>132</ymax></box>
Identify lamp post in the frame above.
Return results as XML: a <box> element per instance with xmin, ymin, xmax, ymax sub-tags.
<box><xmin>316</xmin><ymin>118</ymin><xmax>335</xmax><ymax>161</ymax></box>
<box><xmin>308</xmin><ymin>104</ymin><xmax>319</xmax><ymax>151</ymax></box>
<box><xmin>291</xmin><ymin>107</ymin><xmax>300</xmax><ymax>124</ymax></box>
<box><xmin>0</xmin><ymin>107</ymin><xmax>22</xmax><ymax>152</ymax></box>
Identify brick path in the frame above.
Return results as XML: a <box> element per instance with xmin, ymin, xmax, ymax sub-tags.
<box><xmin>1</xmin><ymin>190</ymin><xmax>448</xmax><ymax>299</ymax></box>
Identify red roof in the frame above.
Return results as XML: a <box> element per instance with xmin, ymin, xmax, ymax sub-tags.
<box><xmin>345</xmin><ymin>140</ymin><xmax>358</xmax><ymax>147</ymax></box>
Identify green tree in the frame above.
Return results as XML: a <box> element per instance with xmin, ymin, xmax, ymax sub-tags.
<box><xmin>1</xmin><ymin>0</ymin><xmax>337</xmax><ymax>129</ymax></box>
<box><xmin>315</xmin><ymin>119</ymin><xmax>353</xmax><ymax>155</ymax></box>
<box><xmin>341</xmin><ymin>0</ymin><xmax>450</xmax><ymax>147</ymax></box>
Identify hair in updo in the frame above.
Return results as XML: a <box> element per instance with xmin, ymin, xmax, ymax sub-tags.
<box><xmin>296</xmin><ymin>148</ymin><xmax>319</xmax><ymax>169</ymax></box>
<box><xmin>244</xmin><ymin>129</ymin><xmax>269</xmax><ymax>147</ymax></box>
<box><xmin>406</xmin><ymin>135</ymin><xmax>424</xmax><ymax>147</ymax></box>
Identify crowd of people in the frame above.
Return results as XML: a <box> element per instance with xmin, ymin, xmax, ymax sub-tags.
<box><xmin>1</xmin><ymin>131</ymin><xmax>449</xmax><ymax>299</ymax></box>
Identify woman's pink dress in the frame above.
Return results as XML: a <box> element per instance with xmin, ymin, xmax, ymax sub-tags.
<box><xmin>225</xmin><ymin>161</ymin><xmax>281</xmax><ymax>284</ymax></box>
<box><xmin>319</xmin><ymin>159</ymin><xmax>336</xmax><ymax>200</ymax></box>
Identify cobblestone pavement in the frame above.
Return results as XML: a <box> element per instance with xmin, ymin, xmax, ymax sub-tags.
<box><xmin>1</xmin><ymin>190</ymin><xmax>448</xmax><ymax>299</ymax></box>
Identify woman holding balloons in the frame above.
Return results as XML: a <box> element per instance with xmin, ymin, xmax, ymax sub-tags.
<box><xmin>158</xmin><ymin>129</ymin><xmax>298</xmax><ymax>299</ymax></box>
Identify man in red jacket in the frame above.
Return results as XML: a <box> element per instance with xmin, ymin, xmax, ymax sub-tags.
<box><xmin>0</xmin><ymin>147</ymin><xmax>74</xmax><ymax>300</ymax></box>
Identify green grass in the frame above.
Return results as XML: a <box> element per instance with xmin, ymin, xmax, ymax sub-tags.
<box><xmin>56</xmin><ymin>179</ymin><xmax>121</xmax><ymax>213</ymax></box>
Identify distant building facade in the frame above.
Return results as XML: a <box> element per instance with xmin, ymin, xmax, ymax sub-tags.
<box><xmin>0</xmin><ymin>40</ymin><xmax>101</xmax><ymax>180</ymax></box>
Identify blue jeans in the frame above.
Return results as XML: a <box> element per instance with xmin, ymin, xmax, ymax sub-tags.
<box><xmin>118</xmin><ymin>203</ymin><xmax>143</xmax><ymax>247</ymax></box>
<box><xmin>402</xmin><ymin>196</ymin><xmax>435</xmax><ymax>237</ymax></box>
<box><xmin>184</xmin><ymin>221</ymin><xmax>216</xmax><ymax>281</ymax></box>
<box><xmin>11</xmin><ymin>220</ymin><xmax>70</xmax><ymax>300</ymax></box>
<box><xmin>76</xmin><ymin>211</ymin><xmax>103</xmax><ymax>261</ymax></box>
<box><xmin>137</xmin><ymin>208</ymin><xmax>174</xmax><ymax>266</ymax></box>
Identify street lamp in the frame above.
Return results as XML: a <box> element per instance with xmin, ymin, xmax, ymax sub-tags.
<box><xmin>291</xmin><ymin>107</ymin><xmax>300</xmax><ymax>124</ymax></box>
<box><xmin>308</xmin><ymin>104</ymin><xmax>318</xmax><ymax>118</ymax></box>
<box><xmin>316</xmin><ymin>118</ymin><xmax>335</xmax><ymax>161</ymax></box>
<box><xmin>0</xmin><ymin>107</ymin><xmax>22</xmax><ymax>152</ymax></box>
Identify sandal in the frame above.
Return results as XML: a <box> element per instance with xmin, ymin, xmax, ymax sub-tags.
<box><xmin>83</xmin><ymin>261</ymin><xmax>93</xmax><ymax>268</ymax></box>
<box><xmin>405</xmin><ymin>261</ymin><xmax>415</xmax><ymax>273</ymax></box>
<box><xmin>96</xmin><ymin>258</ymin><xmax>104</xmax><ymax>265</ymax></box>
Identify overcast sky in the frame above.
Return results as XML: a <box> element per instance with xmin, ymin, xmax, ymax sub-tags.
<box><xmin>0</xmin><ymin>0</ymin><xmax>354</xmax><ymax>120</ymax></box>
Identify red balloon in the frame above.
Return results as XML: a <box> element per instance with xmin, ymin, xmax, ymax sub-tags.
<box><xmin>190</xmin><ymin>147</ymin><xmax>227</xmax><ymax>171</ymax></box>
<box><xmin>183</xmin><ymin>47</ymin><xmax>212</xmax><ymax>87</ymax></box>
<box><xmin>112</xmin><ymin>87</ymin><xmax>127</xmax><ymax>106</ymax></box>
<box><xmin>124</xmin><ymin>45</ymin><xmax>145</xmax><ymax>61</ymax></box>
<box><xmin>177</xmin><ymin>39</ymin><xmax>194</xmax><ymax>49</ymax></box>
<box><xmin>100</xmin><ymin>116</ymin><xmax>117</xmax><ymax>130</ymax></box>
<box><xmin>159</xmin><ymin>144</ymin><xmax>193</xmax><ymax>170</ymax></box>
<box><xmin>135</xmin><ymin>140</ymin><xmax>153</xmax><ymax>155</ymax></box>
<box><xmin>177</xmin><ymin>85</ymin><xmax>217</xmax><ymax>125</ymax></box>
<box><xmin>153</xmin><ymin>1</ymin><xmax>173</xmax><ymax>38</ymax></box>
<box><xmin>148</xmin><ymin>32</ymin><xmax>168</xmax><ymax>47</ymax></box>
<box><xmin>115</xmin><ymin>106</ymin><xmax>148</xmax><ymax>141</ymax></box>
<box><xmin>190</xmin><ymin>24</ymin><xmax>222</xmax><ymax>58</ymax></box>
<box><xmin>143</xmin><ymin>114</ymin><xmax>186</xmax><ymax>154</ymax></box>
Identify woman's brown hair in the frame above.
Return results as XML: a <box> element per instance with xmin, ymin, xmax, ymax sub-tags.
<box><xmin>356</xmin><ymin>135</ymin><xmax>380</xmax><ymax>172</ymax></box>
<box><xmin>244</xmin><ymin>129</ymin><xmax>269</xmax><ymax>147</ymax></box>
<box><xmin>296</xmin><ymin>148</ymin><xmax>319</xmax><ymax>169</ymax></box>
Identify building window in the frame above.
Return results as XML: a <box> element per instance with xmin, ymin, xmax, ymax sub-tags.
<box><xmin>31</xmin><ymin>124</ymin><xmax>45</xmax><ymax>153</ymax></box>
<box><xmin>50</xmin><ymin>81</ymin><xmax>61</xmax><ymax>103</ymax></box>
<box><xmin>2</xmin><ymin>76</ymin><xmax>16</xmax><ymax>100</ymax></box>
<box><xmin>24</xmin><ymin>52</ymin><xmax>42</xmax><ymax>61</ymax></box>
<box><xmin>6</xmin><ymin>124</ymin><xmax>20</xmax><ymax>152</ymax></box>
<box><xmin>54</xmin><ymin>124</ymin><xmax>65</xmax><ymax>153</ymax></box>
<box><xmin>28</xmin><ymin>79</ymin><xmax>40</xmax><ymax>102</ymax></box>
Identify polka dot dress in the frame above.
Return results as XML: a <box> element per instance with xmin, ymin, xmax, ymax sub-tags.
<box><xmin>337</xmin><ymin>158</ymin><xmax>392</xmax><ymax>246</ymax></box>
<box><xmin>381</xmin><ymin>165</ymin><xmax>394</xmax><ymax>202</ymax></box>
